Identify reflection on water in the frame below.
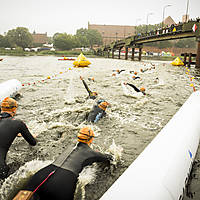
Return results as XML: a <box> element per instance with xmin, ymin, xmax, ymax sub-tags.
<box><xmin>0</xmin><ymin>56</ymin><xmax>200</xmax><ymax>199</ymax></box>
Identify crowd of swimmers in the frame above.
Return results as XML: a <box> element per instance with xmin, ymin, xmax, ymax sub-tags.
<box><xmin>0</xmin><ymin>96</ymin><xmax>112</xmax><ymax>200</ymax></box>
<box><xmin>0</xmin><ymin>65</ymin><xmax>155</xmax><ymax>199</ymax></box>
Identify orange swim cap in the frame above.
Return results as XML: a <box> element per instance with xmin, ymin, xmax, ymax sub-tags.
<box><xmin>140</xmin><ymin>87</ymin><xmax>146</xmax><ymax>92</ymax></box>
<box><xmin>1</xmin><ymin>97</ymin><xmax>17</xmax><ymax>116</ymax></box>
<box><xmin>134</xmin><ymin>72</ymin><xmax>138</xmax><ymax>75</ymax></box>
<box><xmin>98</xmin><ymin>101</ymin><xmax>109</xmax><ymax>111</ymax></box>
<box><xmin>78</xmin><ymin>127</ymin><xmax>94</xmax><ymax>144</ymax></box>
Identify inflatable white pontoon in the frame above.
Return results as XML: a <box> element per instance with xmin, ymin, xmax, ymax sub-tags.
<box><xmin>0</xmin><ymin>79</ymin><xmax>22</xmax><ymax>102</ymax></box>
<box><xmin>101</xmin><ymin>91</ymin><xmax>200</xmax><ymax>200</ymax></box>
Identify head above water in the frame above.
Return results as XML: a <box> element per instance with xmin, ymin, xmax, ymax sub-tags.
<box><xmin>140</xmin><ymin>87</ymin><xmax>146</xmax><ymax>95</ymax></box>
<box><xmin>98</xmin><ymin>101</ymin><xmax>109</xmax><ymax>111</ymax></box>
<box><xmin>78</xmin><ymin>127</ymin><xmax>94</xmax><ymax>145</ymax></box>
<box><xmin>91</xmin><ymin>91</ymin><xmax>98</xmax><ymax>96</ymax></box>
<box><xmin>1</xmin><ymin>97</ymin><xmax>17</xmax><ymax>117</ymax></box>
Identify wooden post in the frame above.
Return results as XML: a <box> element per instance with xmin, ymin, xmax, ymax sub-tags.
<box><xmin>188</xmin><ymin>53</ymin><xmax>192</xmax><ymax>67</ymax></box>
<box><xmin>196</xmin><ymin>39</ymin><xmax>200</xmax><ymax>68</ymax></box>
<box><xmin>132</xmin><ymin>47</ymin><xmax>135</xmax><ymax>61</ymax></box>
<box><xmin>183</xmin><ymin>53</ymin><xmax>187</xmax><ymax>66</ymax></box>
<box><xmin>125</xmin><ymin>47</ymin><xmax>128</xmax><ymax>60</ymax></box>
<box><xmin>139</xmin><ymin>47</ymin><xmax>142</xmax><ymax>61</ymax></box>
<box><xmin>119</xmin><ymin>48</ymin><xmax>121</xmax><ymax>59</ymax></box>
<box><xmin>112</xmin><ymin>49</ymin><xmax>114</xmax><ymax>59</ymax></box>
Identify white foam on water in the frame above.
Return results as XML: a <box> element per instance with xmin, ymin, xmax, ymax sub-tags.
<box><xmin>106</xmin><ymin>139</ymin><xmax>123</xmax><ymax>165</ymax></box>
<box><xmin>65</xmin><ymin>72</ymin><xmax>76</xmax><ymax>105</ymax></box>
<box><xmin>0</xmin><ymin>160</ymin><xmax>52</xmax><ymax>200</ymax></box>
<box><xmin>121</xmin><ymin>82</ymin><xmax>144</xmax><ymax>99</ymax></box>
<box><xmin>27</xmin><ymin>120</ymin><xmax>47</xmax><ymax>136</ymax></box>
<box><xmin>74</xmin><ymin>139</ymin><xmax>123</xmax><ymax>200</ymax></box>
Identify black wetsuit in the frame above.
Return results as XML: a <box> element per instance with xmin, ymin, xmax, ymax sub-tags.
<box><xmin>81</xmin><ymin>80</ymin><xmax>96</xmax><ymax>100</ymax></box>
<box><xmin>0</xmin><ymin>112</ymin><xmax>36</xmax><ymax>179</ymax></box>
<box><xmin>87</xmin><ymin>104</ymin><xmax>106</xmax><ymax>123</ymax></box>
<box><xmin>24</xmin><ymin>142</ymin><xmax>112</xmax><ymax>200</ymax></box>
<box><xmin>127</xmin><ymin>83</ymin><xmax>140</xmax><ymax>92</ymax></box>
<box><xmin>132</xmin><ymin>76</ymin><xmax>140</xmax><ymax>80</ymax></box>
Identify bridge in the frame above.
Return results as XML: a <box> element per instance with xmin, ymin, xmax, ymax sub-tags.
<box><xmin>96</xmin><ymin>20</ymin><xmax>200</xmax><ymax>67</ymax></box>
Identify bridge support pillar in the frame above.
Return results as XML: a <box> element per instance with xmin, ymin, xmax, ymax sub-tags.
<box><xmin>131</xmin><ymin>47</ymin><xmax>135</xmax><ymax>61</ymax></box>
<box><xmin>112</xmin><ymin>49</ymin><xmax>114</xmax><ymax>59</ymax></box>
<box><xmin>196</xmin><ymin>39</ymin><xmax>200</xmax><ymax>68</ymax></box>
<box><xmin>125</xmin><ymin>47</ymin><xmax>128</xmax><ymax>60</ymax></box>
<box><xmin>139</xmin><ymin>47</ymin><xmax>142</xmax><ymax>61</ymax></box>
<box><xmin>118</xmin><ymin>47</ymin><xmax>122</xmax><ymax>59</ymax></box>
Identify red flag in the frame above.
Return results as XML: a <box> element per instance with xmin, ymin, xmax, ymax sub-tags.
<box><xmin>192</xmin><ymin>24</ymin><xmax>197</xmax><ymax>32</ymax></box>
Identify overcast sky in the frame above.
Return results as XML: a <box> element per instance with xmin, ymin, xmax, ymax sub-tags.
<box><xmin>1</xmin><ymin>0</ymin><xmax>199</xmax><ymax>36</ymax></box>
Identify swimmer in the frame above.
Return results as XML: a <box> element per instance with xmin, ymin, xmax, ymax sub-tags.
<box><xmin>80</xmin><ymin>76</ymin><xmax>98</xmax><ymax>100</ymax></box>
<box><xmin>87</xmin><ymin>100</ymin><xmax>109</xmax><ymax>123</ymax></box>
<box><xmin>15</xmin><ymin>127</ymin><xmax>113</xmax><ymax>200</ymax></box>
<box><xmin>0</xmin><ymin>97</ymin><xmax>36</xmax><ymax>179</ymax></box>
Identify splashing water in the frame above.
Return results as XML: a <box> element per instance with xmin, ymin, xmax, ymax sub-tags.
<box><xmin>106</xmin><ymin>139</ymin><xmax>123</xmax><ymax>165</ymax></box>
<box><xmin>27</xmin><ymin>120</ymin><xmax>47</xmax><ymax>137</ymax></box>
<box><xmin>121</xmin><ymin>82</ymin><xmax>144</xmax><ymax>98</ymax></box>
<box><xmin>0</xmin><ymin>160</ymin><xmax>52</xmax><ymax>200</ymax></box>
<box><xmin>65</xmin><ymin>71</ymin><xmax>76</xmax><ymax>105</ymax></box>
<box><xmin>74</xmin><ymin>140</ymin><xmax>123</xmax><ymax>200</ymax></box>
<box><xmin>74</xmin><ymin>164</ymin><xmax>98</xmax><ymax>200</ymax></box>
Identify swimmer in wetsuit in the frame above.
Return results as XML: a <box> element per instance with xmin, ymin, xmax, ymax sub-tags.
<box><xmin>17</xmin><ymin>127</ymin><xmax>112</xmax><ymax>200</ymax></box>
<box><xmin>123</xmin><ymin>83</ymin><xmax>146</xmax><ymax>95</ymax></box>
<box><xmin>0</xmin><ymin>97</ymin><xmax>36</xmax><ymax>179</ymax></box>
<box><xmin>80</xmin><ymin>76</ymin><xmax>98</xmax><ymax>100</ymax></box>
<box><xmin>87</xmin><ymin>100</ymin><xmax>109</xmax><ymax>123</ymax></box>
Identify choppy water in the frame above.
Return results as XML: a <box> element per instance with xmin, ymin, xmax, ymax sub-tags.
<box><xmin>0</xmin><ymin>55</ymin><xmax>200</xmax><ymax>199</ymax></box>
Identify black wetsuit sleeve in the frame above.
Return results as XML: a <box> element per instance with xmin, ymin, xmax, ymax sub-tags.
<box><xmin>127</xmin><ymin>83</ymin><xmax>140</xmax><ymax>92</ymax></box>
<box><xmin>92</xmin><ymin>151</ymin><xmax>112</xmax><ymax>163</ymax></box>
<box><xmin>19</xmin><ymin>121</ymin><xmax>37</xmax><ymax>146</ymax></box>
<box><xmin>82</xmin><ymin>80</ymin><xmax>91</xmax><ymax>95</ymax></box>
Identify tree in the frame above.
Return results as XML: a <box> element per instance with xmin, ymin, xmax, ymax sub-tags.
<box><xmin>75</xmin><ymin>28</ymin><xmax>103</xmax><ymax>48</ymax></box>
<box><xmin>76</xmin><ymin>28</ymin><xmax>89</xmax><ymax>47</ymax></box>
<box><xmin>174</xmin><ymin>38</ymin><xmax>196</xmax><ymax>48</ymax></box>
<box><xmin>0</xmin><ymin>35</ymin><xmax>10</xmax><ymax>48</ymax></box>
<box><xmin>53</xmin><ymin>33</ymin><xmax>76</xmax><ymax>50</ymax></box>
<box><xmin>87</xmin><ymin>29</ymin><xmax>102</xmax><ymax>48</ymax></box>
<box><xmin>6</xmin><ymin>27</ymin><xmax>33</xmax><ymax>49</ymax></box>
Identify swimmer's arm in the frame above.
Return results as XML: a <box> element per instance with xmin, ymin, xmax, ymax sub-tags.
<box><xmin>127</xmin><ymin>83</ymin><xmax>140</xmax><ymax>92</ymax></box>
<box><xmin>19</xmin><ymin>121</ymin><xmax>37</xmax><ymax>146</ymax></box>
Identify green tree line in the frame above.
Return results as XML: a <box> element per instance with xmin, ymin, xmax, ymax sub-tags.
<box><xmin>0</xmin><ymin>27</ymin><xmax>103</xmax><ymax>51</ymax></box>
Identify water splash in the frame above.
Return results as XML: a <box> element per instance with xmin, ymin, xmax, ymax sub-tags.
<box><xmin>0</xmin><ymin>160</ymin><xmax>52</xmax><ymax>200</ymax></box>
<box><xmin>65</xmin><ymin>71</ymin><xmax>76</xmax><ymax>105</ymax></box>
<box><xmin>27</xmin><ymin>120</ymin><xmax>47</xmax><ymax>136</ymax></box>
<box><xmin>74</xmin><ymin>140</ymin><xmax>123</xmax><ymax>200</ymax></box>
<box><xmin>74</xmin><ymin>164</ymin><xmax>98</xmax><ymax>200</ymax></box>
<box><xmin>106</xmin><ymin>139</ymin><xmax>123</xmax><ymax>165</ymax></box>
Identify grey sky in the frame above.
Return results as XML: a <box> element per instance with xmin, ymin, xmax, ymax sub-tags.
<box><xmin>1</xmin><ymin>0</ymin><xmax>199</xmax><ymax>36</ymax></box>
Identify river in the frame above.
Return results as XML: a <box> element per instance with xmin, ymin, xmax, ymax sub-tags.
<box><xmin>0</xmin><ymin>55</ymin><xmax>199</xmax><ymax>199</ymax></box>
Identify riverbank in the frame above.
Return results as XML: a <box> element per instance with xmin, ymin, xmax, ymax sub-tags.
<box><xmin>0</xmin><ymin>48</ymin><xmax>184</xmax><ymax>62</ymax></box>
<box><xmin>0</xmin><ymin>48</ymin><xmax>99</xmax><ymax>57</ymax></box>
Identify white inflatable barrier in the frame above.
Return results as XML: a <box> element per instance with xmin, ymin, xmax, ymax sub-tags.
<box><xmin>101</xmin><ymin>91</ymin><xmax>200</xmax><ymax>200</ymax></box>
<box><xmin>0</xmin><ymin>79</ymin><xmax>22</xmax><ymax>103</ymax></box>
